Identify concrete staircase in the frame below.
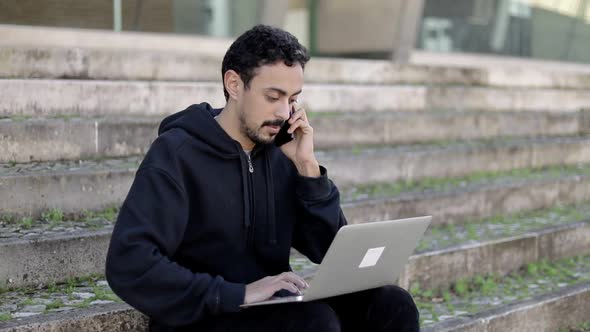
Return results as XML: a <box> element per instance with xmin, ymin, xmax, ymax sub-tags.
<box><xmin>1</xmin><ymin>26</ymin><xmax>590</xmax><ymax>331</ymax></box>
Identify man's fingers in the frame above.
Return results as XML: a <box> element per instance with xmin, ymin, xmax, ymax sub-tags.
<box><xmin>300</xmin><ymin>107</ymin><xmax>308</xmax><ymax>122</ymax></box>
<box><xmin>289</xmin><ymin>106</ymin><xmax>307</xmax><ymax>124</ymax></box>
<box><xmin>279</xmin><ymin>281</ymin><xmax>302</xmax><ymax>294</ymax></box>
<box><xmin>277</xmin><ymin>272</ymin><xmax>308</xmax><ymax>289</ymax></box>
<box><xmin>287</xmin><ymin>118</ymin><xmax>308</xmax><ymax>134</ymax></box>
<box><xmin>246</xmin><ymin>273</ymin><xmax>309</xmax><ymax>304</ymax></box>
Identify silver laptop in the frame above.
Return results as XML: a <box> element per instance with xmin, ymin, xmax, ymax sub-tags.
<box><xmin>240</xmin><ymin>216</ymin><xmax>431</xmax><ymax>307</ymax></box>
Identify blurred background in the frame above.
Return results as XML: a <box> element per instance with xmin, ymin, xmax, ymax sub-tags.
<box><xmin>0</xmin><ymin>0</ymin><xmax>589</xmax><ymax>63</ymax></box>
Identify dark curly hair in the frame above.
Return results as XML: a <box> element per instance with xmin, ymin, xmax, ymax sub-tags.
<box><xmin>221</xmin><ymin>24</ymin><xmax>310</xmax><ymax>101</ymax></box>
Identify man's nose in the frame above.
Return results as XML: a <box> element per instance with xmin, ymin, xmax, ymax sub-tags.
<box><xmin>277</xmin><ymin>101</ymin><xmax>291</xmax><ymax>121</ymax></box>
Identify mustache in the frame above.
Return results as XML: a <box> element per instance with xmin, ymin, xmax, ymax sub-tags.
<box><xmin>262</xmin><ymin>119</ymin><xmax>285</xmax><ymax>127</ymax></box>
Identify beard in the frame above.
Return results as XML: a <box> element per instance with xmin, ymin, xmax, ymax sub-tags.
<box><xmin>238</xmin><ymin>109</ymin><xmax>284</xmax><ymax>145</ymax></box>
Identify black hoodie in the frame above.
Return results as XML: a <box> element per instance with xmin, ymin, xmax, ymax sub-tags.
<box><xmin>105</xmin><ymin>103</ymin><xmax>347</xmax><ymax>329</ymax></box>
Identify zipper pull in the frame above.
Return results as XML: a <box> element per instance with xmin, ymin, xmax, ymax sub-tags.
<box><xmin>246</xmin><ymin>154</ymin><xmax>254</xmax><ymax>173</ymax></box>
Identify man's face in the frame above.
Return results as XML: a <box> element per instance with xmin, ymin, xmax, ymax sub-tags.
<box><xmin>236</xmin><ymin>62</ymin><xmax>304</xmax><ymax>145</ymax></box>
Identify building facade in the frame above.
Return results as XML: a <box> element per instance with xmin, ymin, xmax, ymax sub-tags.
<box><xmin>0</xmin><ymin>0</ymin><xmax>588</xmax><ymax>64</ymax></box>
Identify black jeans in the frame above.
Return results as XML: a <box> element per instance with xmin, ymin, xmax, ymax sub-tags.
<box><xmin>151</xmin><ymin>285</ymin><xmax>420</xmax><ymax>332</ymax></box>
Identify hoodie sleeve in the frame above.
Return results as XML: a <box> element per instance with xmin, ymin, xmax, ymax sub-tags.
<box><xmin>105</xmin><ymin>167</ymin><xmax>245</xmax><ymax>326</ymax></box>
<box><xmin>292</xmin><ymin>165</ymin><xmax>348</xmax><ymax>264</ymax></box>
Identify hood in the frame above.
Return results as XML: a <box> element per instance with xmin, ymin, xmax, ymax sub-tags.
<box><xmin>158</xmin><ymin>102</ymin><xmax>241</xmax><ymax>159</ymax></box>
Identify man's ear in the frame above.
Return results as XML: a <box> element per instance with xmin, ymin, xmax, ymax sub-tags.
<box><xmin>224</xmin><ymin>70</ymin><xmax>242</xmax><ymax>100</ymax></box>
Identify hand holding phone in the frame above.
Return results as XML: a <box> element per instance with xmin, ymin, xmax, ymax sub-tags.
<box><xmin>274</xmin><ymin>105</ymin><xmax>295</xmax><ymax>147</ymax></box>
<box><xmin>272</xmin><ymin>102</ymin><xmax>320</xmax><ymax>177</ymax></box>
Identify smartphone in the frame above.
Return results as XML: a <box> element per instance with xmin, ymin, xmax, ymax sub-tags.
<box><xmin>274</xmin><ymin>105</ymin><xmax>295</xmax><ymax>147</ymax></box>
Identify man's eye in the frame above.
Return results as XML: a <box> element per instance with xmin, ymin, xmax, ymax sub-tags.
<box><xmin>266</xmin><ymin>96</ymin><xmax>279</xmax><ymax>102</ymax></box>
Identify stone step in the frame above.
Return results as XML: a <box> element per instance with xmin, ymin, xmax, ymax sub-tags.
<box><xmin>2</xmin><ymin>111</ymin><xmax>588</xmax><ymax>163</ymax></box>
<box><xmin>4</xmin><ymin>24</ymin><xmax>590</xmax><ymax>87</ymax></box>
<box><xmin>313</xmin><ymin>111</ymin><xmax>590</xmax><ymax>149</ymax></box>
<box><xmin>0</xmin><ymin>229</ymin><xmax>112</xmax><ymax>290</ymax></box>
<box><xmin>400</xmin><ymin>221</ymin><xmax>590</xmax><ymax>290</ymax></box>
<box><xmin>0</xmin><ymin>24</ymin><xmax>231</xmax><ymax>56</ymax></box>
<box><xmin>3</xmin><ymin>46</ymin><xmax>590</xmax><ymax>90</ymax></box>
<box><xmin>1</xmin><ymin>80</ymin><xmax>590</xmax><ymax>118</ymax></box>
<box><xmin>0</xmin><ymin>202</ymin><xmax>590</xmax><ymax>289</ymax></box>
<box><xmin>415</xmin><ymin>254</ymin><xmax>590</xmax><ymax>330</ymax></box>
<box><xmin>411</xmin><ymin>49</ymin><xmax>590</xmax><ymax>74</ymax></box>
<box><xmin>2</xmin><ymin>141</ymin><xmax>590</xmax><ymax>218</ymax></box>
<box><xmin>413</xmin><ymin>253</ymin><xmax>590</xmax><ymax>327</ymax></box>
<box><xmin>2</xmin><ymin>284</ymin><xmax>589</xmax><ymax>332</ymax></box>
<box><xmin>321</xmin><ymin>136</ymin><xmax>590</xmax><ymax>188</ymax></box>
<box><xmin>422</xmin><ymin>280</ymin><xmax>590</xmax><ymax>332</ymax></box>
<box><xmin>1</xmin><ymin>251</ymin><xmax>589</xmax><ymax>332</ymax></box>
<box><xmin>2</xmin><ymin>185</ymin><xmax>589</xmax><ymax>290</ymax></box>
<box><xmin>0</xmin><ymin>303</ymin><xmax>146</xmax><ymax>332</ymax></box>
<box><xmin>0</xmin><ymin>157</ymin><xmax>138</xmax><ymax>219</ymax></box>
<box><xmin>343</xmin><ymin>170</ymin><xmax>590</xmax><ymax>225</ymax></box>
<box><xmin>0</xmin><ymin>117</ymin><xmax>159</xmax><ymax>163</ymax></box>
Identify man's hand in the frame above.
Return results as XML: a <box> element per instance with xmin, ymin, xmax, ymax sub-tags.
<box><xmin>243</xmin><ymin>272</ymin><xmax>309</xmax><ymax>304</ymax></box>
<box><xmin>279</xmin><ymin>103</ymin><xmax>321</xmax><ymax>177</ymax></box>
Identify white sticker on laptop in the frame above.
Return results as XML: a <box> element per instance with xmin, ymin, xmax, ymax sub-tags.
<box><xmin>358</xmin><ymin>246</ymin><xmax>386</xmax><ymax>268</ymax></box>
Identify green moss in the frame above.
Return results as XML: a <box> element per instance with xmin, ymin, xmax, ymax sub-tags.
<box><xmin>76</xmin><ymin>274</ymin><xmax>101</xmax><ymax>284</ymax></box>
<box><xmin>526</xmin><ymin>262</ymin><xmax>539</xmax><ymax>276</ymax></box>
<box><xmin>351</xmin><ymin>146</ymin><xmax>363</xmax><ymax>156</ymax></box>
<box><xmin>415</xmin><ymin>255</ymin><xmax>590</xmax><ymax>323</ymax></box>
<box><xmin>92</xmin><ymin>286</ymin><xmax>119</xmax><ymax>302</ymax></box>
<box><xmin>20</xmin><ymin>298</ymin><xmax>35</xmax><ymax>306</ymax></box>
<box><xmin>49</xmin><ymin>114</ymin><xmax>76</xmax><ymax>121</ymax></box>
<box><xmin>538</xmin><ymin>260</ymin><xmax>560</xmax><ymax>277</ymax></box>
<box><xmin>64</xmin><ymin>282</ymin><xmax>76</xmax><ymax>295</ymax></box>
<box><xmin>291</xmin><ymin>264</ymin><xmax>303</xmax><ymax>271</ymax></box>
<box><xmin>430</xmin><ymin>309</ymin><xmax>439</xmax><ymax>322</ymax></box>
<box><xmin>453</xmin><ymin>278</ymin><xmax>469</xmax><ymax>297</ymax></box>
<box><xmin>410</xmin><ymin>282</ymin><xmax>422</xmax><ymax>297</ymax></box>
<box><xmin>10</xmin><ymin>116</ymin><xmax>31</xmax><ymax>122</ymax></box>
<box><xmin>45</xmin><ymin>300</ymin><xmax>64</xmax><ymax>311</ymax></box>
<box><xmin>82</xmin><ymin>206</ymin><xmax>119</xmax><ymax>222</ymax></box>
<box><xmin>422</xmin><ymin>289</ymin><xmax>434</xmax><ymax>298</ymax></box>
<box><xmin>99</xmin><ymin>207</ymin><xmax>118</xmax><ymax>221</ymax></box>
<box><xmin>0</xmin><ymin>214</ymin><xmax>15</xmax><ymax>225</ymax></box>
<box><xmin>417</xmin><ymin>300</ymin><xmax>433</xmax><ymax>310</ymax></box>
<box><xmin>465</xmin><ymin>223</ymin><xmax>478</xmax><ymax>241</ymax></box>
<box><xmin>446</xmin><ymin>224</ymin><xmax>456</xmax><ymax>235</ymax></box>
<box><xmin>559</xmin><ymin>321</ymin><xmax>590</xmax><ymax>332</ymax></box>
<box><xmin>0</xmin><ymin>313</ymin><xmax>11</xmax><ymax>321</ymax></box>
<box><xmin>442</xmin><ymin>290</ymin><xmax>454</xmax><ymax>312</ymax></box>
<box><xmin>19</xmin><ymin>216</ymin><xmax>34</xmax><ymax>229</ymax></box>
<box><xmin>4</xmin><ymin>206</ymin><xmax>119</xmax><ymax>230</ymax></box>
<box><xmin>66</xmin><ymin>277</ymin><xmax>78</xmax><ymax>288</ymax></box>
<box><xmin>415</xmin><ymin>241</ymin><xmax>430</xmax><ymax>252</ymax></box>
<box><xmin>74</xmin><ymin>301</ymin><xmax>91</xmax><ymax>309</ymax></box>
<box><xmin>477</xmin><ymin>276</ymin><xmax>498</xmax><ymax>296</ymax></box>
<box><xmin>41</xmin><ymin>208</ymin><xmax>64</xmax><ymax>227</ymax></box>
<box><xmin>46</xmin><ymin>282</ymin><xmax>58</xmax><ymax>293</ymax></box>
<box><xmin>442</xmin><ymin>290</ymin><xmax>452</xmax><ymax>302</ymax></box>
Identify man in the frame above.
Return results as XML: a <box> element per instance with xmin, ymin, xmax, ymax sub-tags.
<box><xmin>106</xmin><ymin>24</ymin><xmax>419</xmax><ymax>331</ymax></box>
